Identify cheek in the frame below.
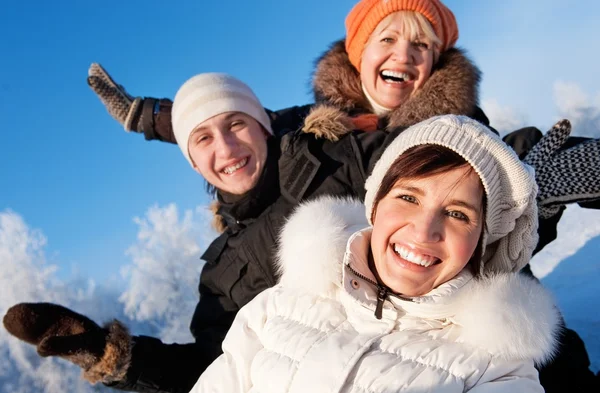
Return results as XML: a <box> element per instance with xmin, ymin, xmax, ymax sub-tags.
<box><xmin>360</xmin><ymin>46</ymin><xmax>380</xmax><ymax>77</ymax></box>
<box><xmin>451</xmin><ymin>231</ymin><xmax>480</xmax><ymax>264</ymax></box>
<box><xmin>416</xmin><ymin>54</ymin><xmax>434</xmax><ymax>85</ymax></box>
<box><xmin>190</xmin><ymin>148</ymin><xmax>213</xmax><ymax>177</ymax></box>
<box><xmin>371</xmin><ymin>207</ymin><xmax>398</xmax><ymax>251</ymax></box>
<box><xmin>249</xmin><ymin>133</ymin><xmax>268</xmax><ymax>165</ymax></box>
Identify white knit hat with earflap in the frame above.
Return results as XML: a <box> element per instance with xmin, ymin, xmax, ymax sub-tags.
<box><xmin>364</xmin><ymin>115</ymin><xmax>539</xmax><ymax>274</ymax></box>
<box><xmin>171</xmin><ymin>73</ymin><xmax>273</xmax><ymax>166</ymax></box>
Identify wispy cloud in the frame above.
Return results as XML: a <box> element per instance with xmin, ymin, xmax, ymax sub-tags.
<box><xmin>481</xmin><ymin>98</ymin><xmax>527</xmax><ymax>135</ymax></box>
<box><xmin>553</xmin><ymin>81</ymin><xmax>600</xmax><ymax>138</ymax></box>
<box><xmin>484</xmin><ymin>81</ymin><xmax>600</xmax><ymax>137</ymax></box>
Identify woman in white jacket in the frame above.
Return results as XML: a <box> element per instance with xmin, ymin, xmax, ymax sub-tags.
<box><xmin>190</xmin><ymin>115</ymin><xmax>560</xmax><ymax>393</ymax></box>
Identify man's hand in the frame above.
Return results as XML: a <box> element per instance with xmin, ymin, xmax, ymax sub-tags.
<box><xmin>3</xmin><ymin>302</ymin><xmax>132</xmax><ymax>384</ymax></box>
<box><xmin>87</xmin><ymin>63</ymin><xmax>143</xmax><ymax>131</ymax></box>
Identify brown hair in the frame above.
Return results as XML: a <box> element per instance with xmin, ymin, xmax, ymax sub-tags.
<box><xmin>371</xmin><ymin>144</ymin><xmax>486</xmax><ymax>275</ymax></box>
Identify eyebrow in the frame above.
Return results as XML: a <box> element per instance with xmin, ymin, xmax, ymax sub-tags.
<box><xmin>191</xmin><ymin>113</ymin><xmax>239</xmax><ymax>135</ymax></box>
<box><xmin>394</xmin><ymin>185</ymin><xmax>482</xmax><ymax>213</ymax></box>
<box><xmin>446</xmin><ymin>199</ymin><xmax>482</xmax><ymax>214</ymax></box>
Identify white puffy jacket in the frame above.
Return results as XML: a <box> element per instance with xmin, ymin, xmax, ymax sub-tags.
<box><xmin>190</xmin><ymin>197</ymin><xmax>560</xmax><ymax>393</ymax></box>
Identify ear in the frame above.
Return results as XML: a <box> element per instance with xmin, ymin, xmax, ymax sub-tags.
<box><xmin>261</xmin><ymin>126</ymin><xmax>271</xmax><ymax>139</ymax></box>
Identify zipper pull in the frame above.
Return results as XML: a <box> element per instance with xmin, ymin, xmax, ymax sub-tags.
<box><xmin>375</xmin><ymin>285</ymin><xmax>388</xmax><ymax>320</ymax></box>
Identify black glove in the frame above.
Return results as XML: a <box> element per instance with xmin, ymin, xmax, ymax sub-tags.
<box><xmin>3</xmin><ymin>303</ymin><xmax>132</xmax><ymax>384</ymax></box>
<box><xmin>524</xmin><ymin>119</ymin><xmax>600</xmax><ymax>218</ymax></box>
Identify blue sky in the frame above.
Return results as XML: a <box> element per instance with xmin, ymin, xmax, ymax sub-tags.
<box><xmin>1</xmin><ymin>0</ymin><xmax>599</xmax><ymax>283</ymax></box>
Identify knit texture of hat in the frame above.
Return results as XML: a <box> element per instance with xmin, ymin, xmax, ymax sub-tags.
<box><xmin>345</xmin><ymin>0</ymin><xmax>459</xmax><ymax>70</ymax></box>
<box><xmin>171</xmin><ymin>73</ymin><xmax>273</xmax><ymax>166</ymax></box>
<box><xmin>364</xmin><ymin>115</ymin><xmax>539</xmax><ymax>274</ymax></box>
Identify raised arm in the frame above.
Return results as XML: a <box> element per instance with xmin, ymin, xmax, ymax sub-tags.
<box><xmin>87</xmin><ymin>64</ymin><xmax>313</xmax><ymax>143</ymax></box>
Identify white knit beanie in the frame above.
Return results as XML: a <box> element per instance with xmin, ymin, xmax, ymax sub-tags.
<box><xmin>171</xmin><ymin>73</ymin><xmax>273</xmax><ymax>166</ymax></box>
<box><xmin>364</xmin><ymin>115</ymin><xmax>539</xmax><ymax>274</ymax></box>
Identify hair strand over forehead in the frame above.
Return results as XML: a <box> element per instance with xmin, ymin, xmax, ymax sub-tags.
<box><xmin>370</xmin><ymin>11</ymin><xmax>442</xmax><ymax>51</ymax></box>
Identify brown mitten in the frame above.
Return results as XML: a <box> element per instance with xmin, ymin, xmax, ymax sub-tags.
<box><xmin>3</xmin><ymin>303</ymin><xmax>132</xmax><ymax>384</ymax></box>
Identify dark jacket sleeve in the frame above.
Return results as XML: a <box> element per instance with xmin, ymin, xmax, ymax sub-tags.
<box><xmin>138</xmin><ymin>100</ymin><xmax>313</xmax><ymax>144</ymax></box>
<box><xmin>106</xmin><ymin>257</ymin><xmax>239</xmax><ymax>393</ymax></box>
<box><xmin>268</xmin><ymin>104</ymin><xmax>313</xmax><ymax>137</ymax></box>
<box><xmin>344</xmin><ymin>127</ymin><xmax>406</xmax><ymax>178</ymax></box>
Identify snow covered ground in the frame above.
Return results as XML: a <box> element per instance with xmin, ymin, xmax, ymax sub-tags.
<box><xmin>0</xmin><ymin>204</ymin><xmax>598</xmax><ymax>392</ymax></box>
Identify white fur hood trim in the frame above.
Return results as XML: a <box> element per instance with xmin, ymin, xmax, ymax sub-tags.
<box><xmin>276</xmin><ymin>196</ymin><xmax>367</xmax><ymax>296</ymax></box>
<box><xmin>276</xmin><ymin>197</ymin><xmax>560</xmax><ymax>364</ymax></box>
<box><xmin>452</xmin><ymin>273</ymin><xmax>560</xmax><ymax>364</ymax></box>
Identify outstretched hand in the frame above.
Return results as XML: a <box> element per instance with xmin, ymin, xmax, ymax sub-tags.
<box><xmin>3</xmin><ymin>302</ymin><xmax>132</xmax><ymax>384</ymax></box>
<box><xmin>524</xmin><ymin>119</ymin><xmax>600</xmax><ymax>218</ymax></box>
<box><xmin>87</xmin><ymin>63</ymin><xmax>143</xmax><ymax>131</ymax></box>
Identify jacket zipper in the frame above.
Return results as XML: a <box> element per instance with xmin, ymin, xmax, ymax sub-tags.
<box><xmin>346</xmin><ymin>264</ymin><xmax>412</xmax><ymax>320</ymax></box>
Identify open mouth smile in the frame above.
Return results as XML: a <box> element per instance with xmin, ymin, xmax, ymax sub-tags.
<box><xmin>380</xmin><ymin>70</ymin><xmax>414</xmax><ymax>84</ymax></box>
<box><xmin>393</xmin><ymin>243</ymin><xmax>440</xmax><ymax>267</ymax></box>
<box><xmin>221</xmin><ymin>157</ymin><xmax>248</xmax><ymax>175</ymax></box>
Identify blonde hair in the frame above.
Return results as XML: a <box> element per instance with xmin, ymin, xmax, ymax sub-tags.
<box><xmin>369</xmin><ymin>11</ymin><xmax>442</xmax><ymax>57</ymax></box>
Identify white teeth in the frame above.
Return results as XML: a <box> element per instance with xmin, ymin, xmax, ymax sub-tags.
<box><xmin>393</xmin><ymin>244</ymin><xmax>438</xmax><ymax>267</ymax></box>
<box><xmin>222</xmin><ymin>158</ymin><xmax>248</xmax><ymax>174</ymax></box>
<box><xmin>381</xmin><ymin>70</ymin><xmax>412</xmax><ymax>82</ymax></box>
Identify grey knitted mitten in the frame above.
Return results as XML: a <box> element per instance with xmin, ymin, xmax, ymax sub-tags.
<box><xmin>524</xmin><ymin>119</ymin><xmax>600</xmax><ymax>218</ymax></box>
<box><xmin>87</xmin><ymin>63</ymin><xmax>143</xmax><ymax>131</ymax></box>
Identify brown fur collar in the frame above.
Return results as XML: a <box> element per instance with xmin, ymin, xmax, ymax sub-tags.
<box><xmin>212</xmin><ymin>41</ymin><xmax>483</xmax><ymax>231</ymax></box>
<box><xmin>306</xmin><ymin>39</ymin><xmax>481</xmax><ymax>136</ymax></box>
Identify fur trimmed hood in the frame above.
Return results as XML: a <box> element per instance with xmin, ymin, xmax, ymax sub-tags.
<box><xmin>277</xmin><ymin>196</ymin><xmax>560</xmax><ymax>364</ymax></box>
<box><xmin>304</xmin><ymin>39</ymin><xmax>483</xmax><ymax>139</ymax></box>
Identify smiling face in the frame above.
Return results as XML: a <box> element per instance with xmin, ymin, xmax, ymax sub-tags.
<box><xmin>370</xmin><ymin>165</ymin><xmax>484</xmax><ymax>297</ymax></box>
<box><xmin>359</xmin><ymin>11</ymin><xmax>439</xmax><ymax>109</ymax></box>
<box><xmin>188</xmin><ymin>112</ymin><xmax>269</xmax><ymax>195</ymax></box>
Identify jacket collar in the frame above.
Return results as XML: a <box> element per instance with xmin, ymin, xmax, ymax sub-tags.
<box><xmin>216</xmin><ymin>137</ymin><xmax>281</xmax><ymax>230</ymax></box>
<box><xmin>342</xmin><ymin>228</ymin><xmax>475</xmax><ymax>320</ymax></box>
<box><xmin>276</xmin><ymin>196</ymin><xmax>559</xmax><ymax>363</ymax></box>
<box><xmin>309</xmin><ymin>39</ymin><xmax>488</xmax><ymax>132</ymax></box>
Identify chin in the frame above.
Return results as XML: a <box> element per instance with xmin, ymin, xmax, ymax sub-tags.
<box><xmin>390</xmin><ymin>280</ymin><xmax>430</xmax><ymax>297</ymax></box>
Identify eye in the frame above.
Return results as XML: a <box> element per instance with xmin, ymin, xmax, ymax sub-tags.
<box><xmin>193</xmin><ymin>134</ymin><xmax>210</xmax><ymax>145</ymax></box>
<box><xmin>230</xmin><ymin>120</ymin><xmax>246</xmax><ymax>131</ymax></box>
<box><xmin>447</xmin><ymin>210</ymin><xmax>469</xmax><ymax>222</ymax></box>
<box><xmin>412</xmin><ymin>41</ymin><xmax>429</xmax><ymax>50</ymax></box>
<box><xmin>380</xmin><ymin>36</ymin><xmax>395</xmax><ymax>44</ymax></box>
<box><xmin>398</xmin><ymin>195</ymin><xmax>417</xmax><ymax>204</ymax></box>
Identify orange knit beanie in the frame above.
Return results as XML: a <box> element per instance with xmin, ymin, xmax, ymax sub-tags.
<box><xmin>345</xmin><ymin>0</ymin><xmax>459</xmax><ymax>70</ymax></box>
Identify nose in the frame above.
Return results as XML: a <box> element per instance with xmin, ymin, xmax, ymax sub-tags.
<box><xmin>214</xmin><ymin>131</ymin><xmax>238</xmax><ymax>157</ymax></box>
<box><xmin>411</xmin><ymin>212</ymin><xmax>442</xmax><ymax>243</ymax></box>
<box><xmin>390</xmin><ymin>40</ymin><xmax>413</xmax><ymax>64</ymax></box>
